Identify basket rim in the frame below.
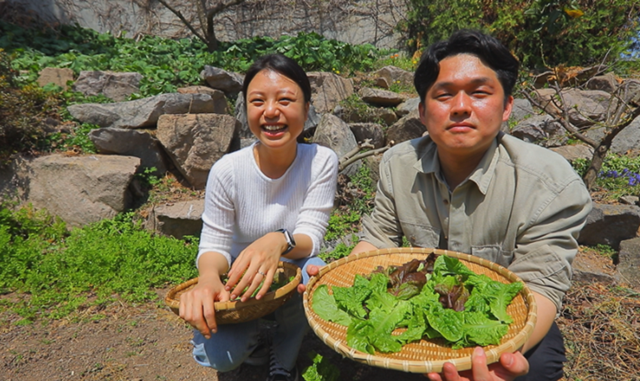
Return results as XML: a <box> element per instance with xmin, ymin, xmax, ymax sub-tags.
<box><xmin>302</xmin><ymin>247</ymin><xmax>538</xmax><ymax>374</ymax></box>
<box><xmin>165</xmin><ymin>261</ymin><xmax>302</xmax><ymax>312</ymax></box>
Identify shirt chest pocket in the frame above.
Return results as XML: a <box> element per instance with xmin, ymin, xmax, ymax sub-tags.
<box><xmin>400</xmin><ymin>222</ymin><xmax>440</xmax><ymax>248</ymax></box>
<box><xmin>471</xmin><ymin>245</ymin><xmax>513</xmax><ymax>268</ymax></box>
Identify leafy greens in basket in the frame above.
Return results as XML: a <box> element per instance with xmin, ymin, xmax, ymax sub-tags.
<box><xmin>312</xmin><ymin>254</ymin><xmax>523</xmax><ymax>354</ymax></box>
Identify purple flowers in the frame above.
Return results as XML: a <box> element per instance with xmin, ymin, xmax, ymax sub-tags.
<box><xmin>601</xmin><ymin>168</ymin><xmax>640</xmax><ymax>186</ymax></box>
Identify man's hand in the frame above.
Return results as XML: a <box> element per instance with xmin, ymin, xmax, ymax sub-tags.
<box><xmin>297</xmin><ymin>264</ymin><xmax>320</xmax><ymax>294</ymax></box>
<box><xmin>426</xmin><ymin>347</ymin><xmax>529</xmax><ymax>381</ymax></box>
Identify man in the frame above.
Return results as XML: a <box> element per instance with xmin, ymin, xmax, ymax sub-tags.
<box><xmin>302</xmin><ymin>29</ymin><xmax>592</xmax><ymax>381</ymax></box>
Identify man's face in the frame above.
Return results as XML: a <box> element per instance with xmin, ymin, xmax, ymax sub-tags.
<box><xmin>419</xmin><ymin>54</ymin><xmax>513</xmax><ymax>160</ymax></box>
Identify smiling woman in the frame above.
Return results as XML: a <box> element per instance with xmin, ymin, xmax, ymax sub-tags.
<box><xmin>177</xmin><ymin>54</ymin><xmax>339</xmax><ymax>381</ymax></box>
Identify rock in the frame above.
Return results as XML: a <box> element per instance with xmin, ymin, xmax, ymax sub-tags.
<box><xmin>312</xmin><ymin>113</ymin><xmax>359</xmax><ymax>175</ymax></box>
<box><xmin>373</xmin><ymin>65</ymin><xmax>413</xmax><ymax>89</ymax></box>
<box><xmin>156</xmin><ymin>113</ymin><xmax>240</xmax><ymax>189</ymax></box>
<box><xmin>37</xmin><ymin>67</ymin><xmax>74</xmax><ymax>90</ymax></box>
<box><xmin>67</xmin><ymin>93</ymin><xmax>216</xmax><ymax>129</ymax></box>
<box><xmin>200</xmin><ymin>66</ymin><xmax>243</xmax><ymax>94</ymax></box>
<box><xmin>145</xmin><ymin>200</ymin><xmax>204</xmax><ymax>239</ymax></box>
<box><xmin>619</xmin><ymin>196</ymin><xmax>640</xmax><ymax>206</ymax></box>
<box><xmin>307</xmin><ymin>72</ymin><xmax>354</xmax><ymax>114</ymax></box>
<box><xmin>396</xmin><ymin>97</ymin><xmax>420</xmax><ymax>117</ymax></box>
<box><xmin>549</xmin><ymin>144</ymin><xmax>594</xmax><ymax>163</ymax></box>
<box><xmin>177</xmin><ymin>86</ymin><xmax>229</xmax><ymax>114</ymax></box>
<box><xmin>620</xmin><ymin>79</ymin><xmax>640</xmax><ymax>106</ymax></box>
<box><xmin>358</xmin><ymin>87</ymin><xmax>406</xmax><ymax>107</ymax></box>
<box><xmin>578</xmin><ymin>203</ymin><xmax>640</xmax><ymax>249</ymax></box>
<box><xmin>23</xmin><ymin>154</ymin><xmax>140</xmax><ymax>228</ymax></box>
<box><xmin>73</xmin><ymin>71</ymin><xmax>142</xmax><ymax>101</ymax></box>
<box><xmin>88</xmin><ymin>128</ymin><xmax>169</xmax><ymax>175</ymax></box>
<box><xmin>586</xmin><ymin>72</ymin><xmax>618</xmax><ymax>93</ymax></box>
<box><xmin>509</xmin><ymin>98</ymin><xmax>535</xmax><ymax>124</ymax></box>
<box><xmin>617</xmin><ymin>237</ymin><xmax>640</xmax><ymax>290</ymax></box>
<box><xmin>385</xmin><ymin>108</ymin><xmax>425</xmax><ymax>146</ymax></box>
<box><xmin>610</xmin><ymin>114</ymin><xmax>640</xmax><ymax>156</ymax></box>
<box><xmin>511</xmin><ymin>115</ymin><xmax>567</xmax><ymax>147</ymax></box>
<box><xmin>533</xmin><ymin>88</ymin><xmax>609</xmax><ymax>128</ymax></box>
<box><xmin>349</xmin><ymin>123</ymin><xmax>385</xmax><ymax>148</ymax></box>
<box><xmin>333</xmin><ymin>104</ymin><xmax>397</xmax><ymax>126</ymax></box>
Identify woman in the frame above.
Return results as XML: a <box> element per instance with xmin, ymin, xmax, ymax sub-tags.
<box><xmin>179</xmin><ymin>53</ymin><xmax>338</xmax><ymax>381</ymax></box>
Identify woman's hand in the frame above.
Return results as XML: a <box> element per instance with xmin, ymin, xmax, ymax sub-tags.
<box><xmin>426</xmin><ymin>347</ymin><xmax>529</xmax><ymax>381</ymax></box>
<box><xmin>179</xmin><ymin>274</ymin><xmax>230</xmax><ymax>339</ymax></box>
<box><xmin>225</xmin><ymin>232</ymin><xmax>287</xmax><ymax>302</ymax></box>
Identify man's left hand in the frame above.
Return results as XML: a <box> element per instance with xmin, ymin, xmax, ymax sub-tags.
<box><xmin>426</xmin><ymin>347</ymin><xmax>529</xmax><ymax>381</ymax></box>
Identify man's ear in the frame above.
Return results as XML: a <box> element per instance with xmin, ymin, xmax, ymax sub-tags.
<box><xmin>418</xmin><ymin>101</ymin><xmax>427</xmax><ymax>124</ymax></box>
<box><xmin>502</xmin><ymin>95</ymin><xmax>514</xmax><ymax>122</ymax></box>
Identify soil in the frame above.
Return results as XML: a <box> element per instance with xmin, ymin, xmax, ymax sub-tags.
<box><xmin>0</xmin><ymin>249</ymin><xmax>619</xmax><ymax>381</ymax></box>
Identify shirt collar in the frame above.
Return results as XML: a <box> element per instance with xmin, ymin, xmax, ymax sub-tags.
<box><xmin>412</xmin><ymin>133</ymin><xmax>502</xmax><ymax>195</ymax></box>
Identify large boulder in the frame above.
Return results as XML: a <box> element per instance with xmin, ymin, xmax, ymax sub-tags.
<box><xmin>67</xmin><ymin>93</ymin><xmax>216</xmax><ymax>129</ymax></box>
<box><xmin>177</xmin><ymin>86</ymin><xmax>229</xmax><ymax>114</ymax></box>
<box><xmin>312</xmin><ymin>113</ymin><xmax>359</xmax><ymax>175</ymax></box>
<box><xmin>385</xmin><ymin>108</ymin><xmax>425</xmax><ymax>146</ymax></box>
<box><xmin>617</xmin><ymin>237</ymin><xmax>640</xmax><ymax>290</ymax></box>
<box><xmin>73</xmin><ymin>70</ymin><xmax>142</xmax><ymax>101</ymax></box>
<box><xmin>23</xmin><ymin>154</ymin><xmax>140</xmax><ymax>228</ymax></box>
<box><xmin>373</xmin><ymin>65</ymin><xmax>413</xmax><ymax>90</ymax></box>
<box><xmin>37</xmin><ymin>67</ymin><xmax>74</xmax><ymax>90</ymax></box>
<box><xmin>88</xmin><ymin>128</ymin><xmax>169</xmax><ymax>175</ymax></box>
<box><xmin>145</xmin><ymin>200</ymin><xmax>204</xmax><ymax>239</ymax></box>
<box><xmin>156</xmin><ymin>114</ymin><xmax>240</xmax><ymax>190</ymax></box>
<box><xmin>578</xmin><ymin>203</ymin><xmax>640</xmax><ymax>249</ymax></box>
<box><xmin>200</xmin><ymin>66</ymin><xmax>243</xmax><ymax>94</ymax></box>
<box><xmin>307</xmin><ymin>72</ymin><xmax>354</xmax><ymax>114</ymax></box>
<box><xmin>358</xmin><ymin>87</ymin><xmax>406</xmax><ymax>107</ymax></box>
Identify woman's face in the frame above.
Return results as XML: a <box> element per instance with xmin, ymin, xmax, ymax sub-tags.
<box><xmin>246</xmin><ymin>69</ymin><xmax>309</xmax><ymax>151</ymax></box>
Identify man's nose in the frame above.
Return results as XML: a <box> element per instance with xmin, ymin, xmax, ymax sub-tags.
<box><xmin>450</xmin><ymin>92</ymin><xmax>471</xmax><ymax>115</ymax></box>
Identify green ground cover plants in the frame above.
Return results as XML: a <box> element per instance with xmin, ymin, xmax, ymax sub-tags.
<box><xmin>0</xmin><ymin>21</ymin><xmax>388</xmax><ymax>98</ymax></box>
<box><xmin>572</xmin><ymin>153</ymin><xmax>640</xmax><ymax>200</ymax></box>
<box><xmin>0</xmin><ymin>205</ymin><xmax>198</xmax><ymax>323</ymax></box>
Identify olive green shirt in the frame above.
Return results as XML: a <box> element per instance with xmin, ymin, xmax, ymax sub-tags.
<box><xmin>362</xmin><ymin>133</ymin><xmax>592</xmax><ymax>311</ymax></box>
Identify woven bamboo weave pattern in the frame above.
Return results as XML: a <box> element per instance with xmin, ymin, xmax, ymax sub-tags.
<box><xmin>302</xmin><ymin>248</ymin><xmax>537</xmax><ymax>373</ymax></box>
<box><xmin>165</xmin><ymin>261</ymin><xmax>301</xmax><ymax>324</ymax></box>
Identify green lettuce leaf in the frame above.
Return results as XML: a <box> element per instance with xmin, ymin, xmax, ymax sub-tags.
<box><xmin>311</xmin><ymin>285</ymin><xmax>353</xmax><ymax>326</ymax></box>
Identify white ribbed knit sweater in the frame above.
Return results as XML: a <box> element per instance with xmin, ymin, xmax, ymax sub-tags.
<box><xmin>197</xmin><ymin>142</ymin><xmax>338</xmax><ymax>267</ymax></box>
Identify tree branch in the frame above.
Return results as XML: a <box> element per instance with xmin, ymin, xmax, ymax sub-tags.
<box><xmin>156</xmin><ymin>0</ymin><xmax>207</xmax><ymax>43</ymax></box>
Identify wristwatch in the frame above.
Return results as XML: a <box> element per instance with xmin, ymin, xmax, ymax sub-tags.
<box><xmin>276</xmin><ymin>228</ymin><xmax>296</xmax><ymax>254</ymax></box>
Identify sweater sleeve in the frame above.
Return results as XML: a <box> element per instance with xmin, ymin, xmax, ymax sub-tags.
<box><xmin>196</xmin><ymin>157</ymin><xmax>236</xmax><ymax>268</ymax></box>
<box><xmin>293</xmin><ymin>147</ymin><xmax>339</xmax><ymax>256</ymax></box>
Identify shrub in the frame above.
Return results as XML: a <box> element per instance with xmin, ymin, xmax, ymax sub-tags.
<box><xmin>398</xmin><ymin>0</ymin><xmax>640</xmax><ymax>70</ymax></box>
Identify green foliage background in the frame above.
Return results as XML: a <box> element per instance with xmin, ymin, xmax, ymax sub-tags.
<box><xmin>399</xmin><ymin>0</ymin><xmax>640</xmax><ymax>69</ymax></box>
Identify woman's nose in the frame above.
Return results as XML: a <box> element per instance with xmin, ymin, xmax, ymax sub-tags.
<box><xmin>264</xmin><ymin>101</ymin><xmax>280</xmax><ymax>118</ymax></box>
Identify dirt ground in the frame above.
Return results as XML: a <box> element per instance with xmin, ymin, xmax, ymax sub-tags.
<box><xmin>0</xmin><ymin>249</ymin><xmax>619</xmax><ymax>381</ymax></box>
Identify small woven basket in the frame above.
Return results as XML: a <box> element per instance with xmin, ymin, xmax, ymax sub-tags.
<box><xmin>303</xmin><ymin>248</ymin><xmax>537</xmax><ymax>373</ymax></box>
<box><xmin>166</xmin><ymin>261</ymin><xmax>302</xmax><ymax>325</ymax></box>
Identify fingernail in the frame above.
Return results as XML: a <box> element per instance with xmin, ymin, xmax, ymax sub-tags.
<box><xmin>504</xmin><ymin>352</ymin><xmax>514</xmax><ymax>366</ymax></box>
<box><xmin>230</xmin><ymin>294</ymin><xmax>236</xmax><ymax>300</ymax></box>
<box><xmin>473</xmin><ymin>346</ymin><xmax>484</xmax><ymax>357</ymax></box>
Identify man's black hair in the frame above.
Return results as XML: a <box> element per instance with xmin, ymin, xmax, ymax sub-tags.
<box><xmin>413</xmin><ymin>30</ymin><xmax>519</xmax><ymax>104</ymax></box>
<box><xmin>242</xmin><ymin>53</ymin><xmax>312</xmax><ymax>105</ymax></box>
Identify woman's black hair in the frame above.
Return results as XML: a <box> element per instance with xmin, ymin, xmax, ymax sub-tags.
<box><xmin>414</xmin><ymin>29</ymin><xmax>519</xmax><ymax>104</ymax></box>
<box><xmin>242</xmin><ymin>53</ymin><xmax>312</xmax><ymax>104</ymax></box>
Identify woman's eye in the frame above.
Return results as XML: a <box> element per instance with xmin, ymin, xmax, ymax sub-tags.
<box><xmin>250</xmin><ymin>99</ymin><xmax>264</xmax><ymax>106</ymax></box>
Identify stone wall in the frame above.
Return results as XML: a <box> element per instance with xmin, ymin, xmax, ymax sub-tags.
<box><xmin>11</xmin><ymin>0</ymin><xmax>407</xmax><ymax>49</ymax></box>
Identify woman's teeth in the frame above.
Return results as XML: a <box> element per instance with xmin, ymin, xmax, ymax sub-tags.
<box><xmin>263</xmin><ymin>125</ymin><xmax>286</xmax><ymax>131</ymax></box>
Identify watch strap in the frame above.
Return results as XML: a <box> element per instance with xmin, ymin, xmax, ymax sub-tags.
<box><xmin>276</xmin><ymin>228</ymin><xmax>296</xmax><ymax>254</ymax></box>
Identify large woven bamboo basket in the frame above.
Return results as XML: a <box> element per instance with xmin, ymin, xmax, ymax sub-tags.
<box><xmin>166</xmin><ymin>261</ymin><xmax>301</xmax><ymax>324</ymax></box>
<box><xmin>303</xmin><ymin>248</ymin><xmax>537</xmax><ymax>373</ymax></box>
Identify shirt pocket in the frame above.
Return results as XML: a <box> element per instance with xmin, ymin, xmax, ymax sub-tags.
<box><xmin>400</xmin><ymin>222</ymin><xmax>440</xmax><ymax>248</ymax></box>
<box><xmin>471</xmin><ymin>245</ymin><xmax>513</xmax><ymax>268</ymax></box>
